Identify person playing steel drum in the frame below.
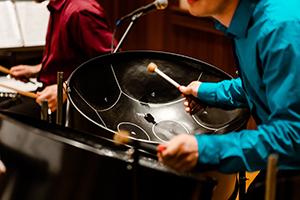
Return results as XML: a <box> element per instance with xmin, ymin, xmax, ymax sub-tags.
<box><xmin>6</xmin><ymin>0</ymin><xmax>116</xmax><ymax>118</ymax></box>
<box><xmin>157</xmin><ymin>0</ymin><xmax>300</xmax><ymax>198</ymax></box>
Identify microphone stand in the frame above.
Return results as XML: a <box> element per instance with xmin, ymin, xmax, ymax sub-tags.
<box><xmin>113</xmin><ymin>12</ymin><xmax>143</xmax><ymax>53</ymax></box>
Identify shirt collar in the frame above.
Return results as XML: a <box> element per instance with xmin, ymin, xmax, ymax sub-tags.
<box><xmin>215</xmin><ymin>0</ymin><xmax>257</xmax><ymax>39</ymax></box>
<box><xmin>48</xmin><ymin>0</ymin><xmax>67</xmax><ymax>11</ymax></box>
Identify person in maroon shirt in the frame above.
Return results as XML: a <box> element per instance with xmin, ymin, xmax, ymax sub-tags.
<box><xmin>9</xmin><ymin>0</ymin><xmax>116</xmax><ymax>114</ymax></box>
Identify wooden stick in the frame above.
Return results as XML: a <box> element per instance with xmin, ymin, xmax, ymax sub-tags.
<box><xmin>265</xmin><ymin>153</ymin><xmax>278</xmax><ymax>200</ymax></box>
<box><xmin>147</xmin><ymin>62</ymin><xmax>205</xmax><ymax>115</ymax></box>
<box><xmin>0</xmin><ymin>83</ymin><xmax>37</xmax><ymax>99</ymax></box>
<box><xmin>113</xmin><ymin>130</ymin><xmax>161</xmax><ymax>154</ymax></box>
<box><xmin>0</xmin><ymin>65</ymin><xmax>37</xmax><ymax>85</ymax></box>
<box><xmin>0</xmin><ymin>65</ymin><xmax>10</xmax><ymax>74</ymax></box>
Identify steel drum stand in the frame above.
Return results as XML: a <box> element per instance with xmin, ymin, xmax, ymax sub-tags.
<box><xmin>40</xmin><ymin>100</ymin><xmax>50</xmax><ymax>122</ymax></box>
<box><xmin>227</xmin><ymin>171</ymin><xmax>247</xmax><ymax>200</ymax></box>
<box><xmin>40</xmin><ymin>71</ymin><xmax>64</xmax><ymax>124</ymax></box>
<box><xmin>56</xmin><ymin>72</ymin><xmax>64</xmax><ymax>125</ymax></box>
<box><xmin>126</xmin><ymin>142</ymin><xmax>158</xmax><ymax>200</ymax></box>
<box><xmin>127</xmin><ymin>146</ymin><xmax>140</xmax><ymax>200</ymax></box>
<box><xmin>239</xmin><ymin>171</ymin><xmax>247</xmax><ymax>200</ymax></box>
<box><xmin>238</xmin><ymin>122</ymin><xmax>250</xmax><ymax>200</ymax></box>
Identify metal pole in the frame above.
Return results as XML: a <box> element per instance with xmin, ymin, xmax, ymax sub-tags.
<box><xmin>56</xmin><ymin>72</ymin><xmax>64</xmax><ymax>125</ymax></box>
<box><xmin>113</xmin><ymin>13</ymin><xmax>142</xmax><ymax>53</ymax></box>
<box><xmin>40</xmin><ymin>100</ymin><xmax>49</xmax><ymax>122</ymax></box>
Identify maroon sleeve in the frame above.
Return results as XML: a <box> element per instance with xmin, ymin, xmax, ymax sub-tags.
<box><xmin>69</xmin><ymin>8</ymin><xmax>117</xmax><ymax>57</ymax></box>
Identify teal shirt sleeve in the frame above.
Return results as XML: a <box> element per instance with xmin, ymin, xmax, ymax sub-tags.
<box><xmin>196</xmin><ymin>119</ymin><xmax>300</xmax><ymax>173</ymax></box>
<box><xmin>197</xmin><ymin>78</ymin><xmax>248</xmax><ymax>109</ymax></box>
<box><xmin>195</xmin><ymin>20</ymin><xmax>300</xmax><ymax>173</ymax></box>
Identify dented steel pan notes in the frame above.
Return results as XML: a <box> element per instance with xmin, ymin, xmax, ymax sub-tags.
<box><xmin>66</xmin><ymin>50</ymin><xmax>249</xmax><ymax>144</ymax></box>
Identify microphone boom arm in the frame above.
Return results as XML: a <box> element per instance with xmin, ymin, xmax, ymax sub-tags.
<box><xmin>113</xmin><ymin>0</ymin><xmax>168</xmax><ymax>53</ymax></box>
<box><xmin>113</xmin><ymin>13</ymin><xmax>143</xmax><ymax>53</ymax></box>
<box><xmin>115</xmin><ymin>0</ymin><xmax>168</xmax><ymax>27</ymax></box>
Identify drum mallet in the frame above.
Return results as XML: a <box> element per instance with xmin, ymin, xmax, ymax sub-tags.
<box><xmin>0</xmin><ymin>83</ymin><xmax>37</xmax><ymax>99</ymax></box>
<box><xmin>147</xmin><ymin>62</ymin><xmax>204</xmax><ymax>114</ymax></box>
<box><xmin>0</xmin><ymin>65</ymin><xmax>35</xmax><ymax>84</ymax></box>
<box><xmin>114</xmin><ymin>130</ymin><xmax>166</xmax><ymax>154</ymax></box>
<box><xmin>0</xmin><ymin>65</ymin><xmax>11</xmax><ymax>74</ymax></box>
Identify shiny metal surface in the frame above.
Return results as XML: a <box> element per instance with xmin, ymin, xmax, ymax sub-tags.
<box><xmin>66</xmin><ymin>50</ymin><xmax>249</xmax><ymax>143</ymax></box>
<box><xmin>0</xmin><ymin>112</ymin><xmax>216</xmax><ymax>200</ymax></box>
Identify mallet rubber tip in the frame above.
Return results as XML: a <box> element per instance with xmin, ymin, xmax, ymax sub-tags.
<box><xmin>147</xmin><ymin>62</ymin><xmax>157</xmax><ymax>73</ymax></box>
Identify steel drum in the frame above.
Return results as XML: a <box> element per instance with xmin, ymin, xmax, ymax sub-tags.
<box><xmin>0</xmin><ymin>112</ymin><xmax>216</xmax><ymax>200</ymax></box>
<box><xmin>66</xmin><ymin>50</ymin><xmax>249</xmax><ymax>144</ymax></box>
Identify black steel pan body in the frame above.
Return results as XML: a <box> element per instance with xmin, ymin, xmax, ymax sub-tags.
<box><xmin>66</xmin><ymin>50</ymin><xmax>249</xmax><ymax>143</ymax></box>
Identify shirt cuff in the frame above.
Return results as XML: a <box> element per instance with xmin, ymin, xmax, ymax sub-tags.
<box><xmin>195</xmin><ymin>134</ymin><xmax>221</xmax><ymax>165</ymax></box>
<box><xmin>197</xmin><ymin>82</ymin><xmax>219</xmax><ymax>104</ymax></box>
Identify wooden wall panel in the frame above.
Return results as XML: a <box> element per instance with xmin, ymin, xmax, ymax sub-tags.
<box><xmin>100</xmin><ymin>0</ymin><xmax>155</xmax><ymax>51</ymax></box>
<box><xmin>99</xmin><ymin>0</ymin><xmax>237</xmax><ymax>76</ymax></box>
<box><xmin>163</xmin><ymin>9</ymin><xmax>237</xmax><ymax>76</ymax></box>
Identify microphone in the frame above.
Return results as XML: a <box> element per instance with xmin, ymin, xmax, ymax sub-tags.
<box><xmin>116</xmin><ymin>0</ymin><xmax>168</xmax><ymax>26</ymax></box>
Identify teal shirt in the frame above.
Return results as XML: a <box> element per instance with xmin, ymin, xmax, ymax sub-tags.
<box><xmin>196</xmin><ymin>0</ymin><xmax>300</xmax><ymax>173</ymax></box>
